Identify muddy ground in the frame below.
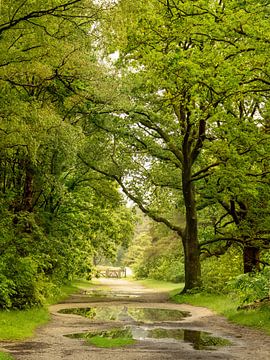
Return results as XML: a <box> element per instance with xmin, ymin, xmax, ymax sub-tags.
<box><xmin>1</xmin><ymin>278</ymin><xmax>270</xmax><ymax>360</ymax></box>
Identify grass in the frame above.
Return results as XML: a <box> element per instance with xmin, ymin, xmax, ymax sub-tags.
<box><xmin>0</xmin><ymin>307</ymin><xmax>50</xmax><ymax>341</ymax></box>
<box><xmin>46</xmin><ymin>283</ymin><xmax>80</xmax><ymax>305</ymax></box>
<box><xmin>86</xmin><ymin>336</ymin><xmax>135</xmax><ymax>348</ymax></box>
<box><xmin>73</xmin><ymin>279</ymin><xmax>96</xmax><ymax>288</ymax></box>
<box><xmin>171</xmin><ymin>290</ymin><xmax>239</xmax><ymax>314</ymax></box>
<box><xmin>173</xmin><ymin>290</ymin><xmax>270</xmax><ymax>335</ymax></box>
<box><xmin>0</xmin><ymin>352</ymin><xmax>14</xmax><ymax>360</ymax></box>
<box><xmin>73</xmin><ymin>278</ymin><xmax>111</xmax><ymax>291</ymax></box>
<box><xmin>226</xmin><ymin>306</ymin><xmax>270</xmax><ymax>334</ymax></box>
<box><xmin>134</xmin><ymin>278</ymin><xmax>184</xmax><ymax>292</ymax></box>
<box><xmin>0</xmin><ymin>282</ymin><xmax>80</xmax><ymax>341</ymax></box>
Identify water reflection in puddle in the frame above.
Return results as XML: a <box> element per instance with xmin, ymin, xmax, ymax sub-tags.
<box><xmin>148</xmin><ymin>327</ymin><xmax>231</xmax><ymax>349</ymax></box>
<box><xmin>85</xmin><ymin>290</ymin><xmax>139</xmax><ymax>299</ymax></box>
<box><xmin>59</xmin><ymin>306</ymin><xmax>190</xmax><ymax>322</ymax></box>
<box><xmin>65</xmin><ymin>325</ymin><xmax>231</xmax><ymax>350</ymax></box>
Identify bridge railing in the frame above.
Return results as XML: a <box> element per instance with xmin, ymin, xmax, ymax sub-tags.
<box><xmin>97</xmin><ymin>267</ymin><xmax>127</xmax><ymax>278</ymax></box>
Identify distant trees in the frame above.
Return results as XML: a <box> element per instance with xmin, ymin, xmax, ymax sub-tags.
<box><xmin>125</xmin><ymin>212</ymin><xmax>184</xmax><ymax>282</ymax></box>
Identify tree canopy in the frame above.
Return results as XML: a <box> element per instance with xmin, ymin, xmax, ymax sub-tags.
<box><xmin>0</xmin><ymin>0</ymin><xmax>270</xmax><ymax>306</ymax></box>
<box><xmin>86</xmin><ymin>0</ymin><xmax>270</xmax><ymax>290</ymax></box>
<box><xmin>0</xmin><ymin>0</ymin><xmax>134</xmax><ymax>309</ymax></box>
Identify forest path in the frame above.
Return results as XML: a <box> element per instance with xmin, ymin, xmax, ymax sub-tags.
<box><xmin>2</xmin><ymin>278</ymin><xmax>270</xmax><ymax>360</ymax></box>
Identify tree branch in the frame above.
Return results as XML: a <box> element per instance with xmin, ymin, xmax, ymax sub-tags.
<box><xmin>132</xmin><ymin>110</ymin><xmax>184</xmax><ymax>165</ymax></box>
<box><xmin>78</xmin><ymin>155</ymin><xmax>184</xmax><ymax>238</ymax></box>
<box><xmin>0</xmin><ymin>0</ymin><xmax>89</xmax><ymax>35</ymax></box>
<box><xmin>192</xmin><ymin>162</ymin><xmax>221</xmax><ymax>180</ymax></box>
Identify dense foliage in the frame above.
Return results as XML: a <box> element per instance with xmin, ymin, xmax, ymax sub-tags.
<box><xmin>0</xmin><ymin>0</ymin><xmax>270</xmax><ymax>308</ymax></box>
<box><xmin>125</xmin><ymin>214</ymin><xmax>184</xmax><ymax>282</ymax></box>
<box><xmin>93</xmin><ymin>0</ymin><xmax>270</xmax><ymax>293</ymax></box>
<box><xmin>0</xmin><ymin>1</ymin><xmax>134</xmax><ymax>309</ymax></box>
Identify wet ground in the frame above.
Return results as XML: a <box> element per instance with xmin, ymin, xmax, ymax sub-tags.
<box><xmin>1</xmin><ymin>278</ymin><xmax>270</xmax><ymax>359</ymax></box>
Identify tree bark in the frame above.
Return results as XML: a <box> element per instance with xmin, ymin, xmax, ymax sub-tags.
<box><xmin>23</xmin><ymin>160</ymin><xmax>34</xmax><ymax>212</ymax></box>
<box><xmin>181</xmin><ymin>164</ymin><xmax>201</xmax><ymax>291</ymax></box>
<box><xmin>243</xmin><ymin>245</ymin><xmax>260</xmax><ymax>273</ymax></box>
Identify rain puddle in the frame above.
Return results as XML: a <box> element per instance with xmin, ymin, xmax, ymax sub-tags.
<box><xmin>65</xmin><ymin>325</ymin><xmax>231</xmax><ymax>350</ymax></box>
<box><xmin>85</xmin><ymin>290</ymin><xmax>139</xmax><ymax>299</ymax></box>
<box><xmin>58</xmin><ymin>306</ymin><xmax>190</xmax><ymax>322</ymax></box>
<box><xmin>85</xmin><ymin>290</ymin><xmax>108</xmax><ymax>297</ymax></box>
<box><xmin>148</xmin><ymin>327</ymin><xmax>231</xmax><ymax>349</ymax></box>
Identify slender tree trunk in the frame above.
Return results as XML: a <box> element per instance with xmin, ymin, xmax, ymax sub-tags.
<box><xmin>23</xmin><ymin>160</ymin><xmax>34</xmax><ymax>212</ymax></box>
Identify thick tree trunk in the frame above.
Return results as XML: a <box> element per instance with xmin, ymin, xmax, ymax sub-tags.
<box><xmin>243</xmin><ymin>245</ymin><xmax>260</xmax><ymax>273</ymax></box>
<box><xmin>181</xmin><ymin>165</ymin><xmax>201</xmax><ymax>292</ymax></box>
<box><xmin>182</xmin><ymin>230</ymin><xmax>201</xmax><ymax>291</ymax></box>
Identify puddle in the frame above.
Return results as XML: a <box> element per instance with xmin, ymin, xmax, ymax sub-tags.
<box><xmin>65</xmin><ymin>325</ymin><xmax>231</xmax><ymax>350</ymax></box>
<box><xmin>85</xmin><ymin>290</ymin><xmax>108</xmax><ymax>297</ymax></box>
<box><xmin>108</xmin><ymin>293</ymin><xmax>140</xmax><ymax>298</ymax></box>
<box><xmin>58</xmin><ymin>306</ymin><xmax>190</xmax><ymax>322</ymax></box>
<box><xmin>85</xmin><ymin>290</ymin><xmax>139</xmax><ymax>299</ymax></box>
<box><xmin>148</xmin><ymin>327</ymin><xmax>231</xmax><ymax>349</ymax></box>
<box><xmin>128</xmin><ymin>307</ymin><xmax>190</xmax><ymax>322</ymax></box>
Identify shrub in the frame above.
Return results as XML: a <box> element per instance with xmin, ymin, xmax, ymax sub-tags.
<box><xmin>201</xmin><ymin>247</ymin><xmax>243</xmax><ymax>293</ymax></box>
<box><xmin>229</xmin><ymin>267</ymin><xmax>270</xmax><ymax>304</ymax></box>
<box><xmin>0</xmin><ymin>253</ymin><xmax>52</xmax><ymax>309</ymax></box>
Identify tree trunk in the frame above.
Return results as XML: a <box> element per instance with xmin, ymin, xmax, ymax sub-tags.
<box><xmin>23</xmin><ymin>160</ymin><xmax>34</xmax><ymax>212</ymax></box>
<box><xmin>181</xmin><ymin>164</ymin><xmax>201</xmax><ymax>292</ymax></box>
<box><xmin>182</xmin><ymin>230</ymin><xmax>201</xmax><ymax>291</ymax></box>
<box><xmin>243</xmin><ymin>245</ymin><xmax>260</xmax><ymax>273</ymax></box>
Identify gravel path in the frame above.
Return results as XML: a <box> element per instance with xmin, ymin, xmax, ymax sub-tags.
<box><xmin>1</xmin><ymin>278</ymin><xmax>270</xmax><ymax>359</ymax></box>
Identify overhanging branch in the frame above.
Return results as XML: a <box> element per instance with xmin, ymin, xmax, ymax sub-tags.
<box><xmin>78</xmin><ymin>154</ymin><xmax>184</xmax><ymax>238</ymax></box>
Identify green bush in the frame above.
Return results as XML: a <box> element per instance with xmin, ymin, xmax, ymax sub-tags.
<box><xmin>0</xmin><ymin>274</ymin><xmax>15</xmax><ymax>309</ymax></box>
<box><xmin>125</xmin><ymin>217</ymin><xmax>184</xmax><ymax>283</ymax></box>
<box><xmin>201</xmin><ymin>248</ymin><xmax>243</xmax><ymax>293</ymax></box>
<box><xmin>148</xmin><ymin>256</ymin><xmax>184</xmax><ymax>283</ymax></box>
<box><xmin>133</xmin><ymin>252</ymin><xmax>184</xmax><ymax>283</ymax></box>
<box><xmin>229</xmin><ymin>268</ymin><xmax>270</xmax><ymax>304</ymax></box>
<box><xmin>0</xmin><ymin>253</ymin><xmax>53</xmax><ymax>309</ymax></box>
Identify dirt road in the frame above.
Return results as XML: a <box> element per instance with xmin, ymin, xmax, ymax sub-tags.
<box><xmin>1</xmin><ymin>278</ymin><xmax>270</xmax><ymax>359</ymax></box>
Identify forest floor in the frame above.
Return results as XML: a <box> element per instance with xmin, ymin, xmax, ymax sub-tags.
<box><xmin>1</xmin><ymin>278</ymin><xmax>270</xmax><ymax>360</ymax></box>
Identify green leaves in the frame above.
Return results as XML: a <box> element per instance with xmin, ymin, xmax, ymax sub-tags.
<box><xmin>229</xmin><ymin>268</ymin><xmax>270</xmax><ymax>304</ymax></box>
<box><xmin>97</xmin><ymin>0</ymin><xmax>270</xmax><ymax>290</ymax></box>
<box><xmin>0</xmin><ymin>1</ymin><xmax>136</xmax><ymax>309</ymax></box>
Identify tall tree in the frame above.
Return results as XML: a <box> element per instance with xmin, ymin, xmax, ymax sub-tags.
<box><xmin>85</xmin><ymin>0</ymin><xmax>270</xmax><ymax>290</ymax></box>
<box><xmin>199</xmin><ymin>98</ymin><xmax>270</xmax><ymax>272</ymax></box>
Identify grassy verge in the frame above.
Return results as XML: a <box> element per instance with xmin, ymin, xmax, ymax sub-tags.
<box><xmin>73</xmin><ymin>278</ymin><xmax>111</xmax><ymax>291</ymax></box>
<box><xmin>0</xmin><ymin>307</ymin><xmax>50</xmax><ymax>341</ymax></box>
<box><xmin>134</xmin><ymin>278</ymin><xmax>270</xmax><ymax>335</ymax></box>
<box><xmin>46</xmin><ymin>283</ymin><xmax>80</xmax><ymax>305</ymax></box>
<box><xmin>0</xmin><ymin>282</ymin><xmax>81</xmax><ymax>342</ymax></box>
<box><xmin>0</xmin><ymin>353</ymin><xmax>14</xmax><ymax>360</ymax></box>
<box><xmin>134</xmin><ymin>278</ymin><xmax>184</xmax><ymax>292</ymax></box>
<box><xmin>0</xmin><ymin>281</ymin><xmax>92</xmax><ymax>359</ymax></box>
<box><xmin>172</xmin><ymin>290</ymin><xmax>270</xmax><ymax>335</ymax></box>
